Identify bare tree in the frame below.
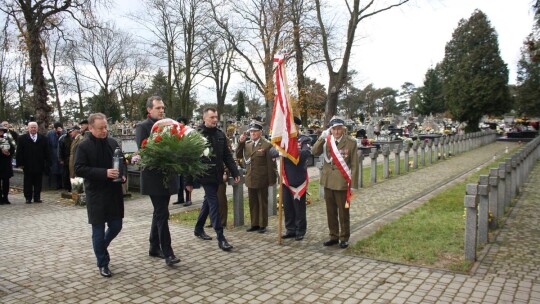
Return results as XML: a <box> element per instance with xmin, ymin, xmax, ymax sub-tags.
<box><xmin>314</xmin><ymin>0</ymin><xmax>410</xmax><ymax>125</ymax></box>
<box><xmin>0</xmin><ymin>0</ymin><xmax>101</xmax><ymax>132</ymax></box>
<box><xmin>200</xmin><ymin>21</ymin><xmax>235</xmax><ymax>120</ymax></box>
<box><xmin>0</xmin><ymin>16</ymin><xmax>15</xmax><ymax>121</ymax></box>
<box><xmin>76</xmin><ymin>23</ymin><xmax>134</xmax><ymax>116</ymax></box>
<box><xmin>116</xmin><ymin>54</ymin><xmax>151</xmax><ymax>120</ymax></box>
<box><xmin>42</xmin><ymin>30</ymin><xmax>64</xmax><ymax>121</ymax></box>
<box><xmin>210</xmin><ymin>0</ymin><xmax>287</xmax><ymax>126</ymax></box>
<box><xmin>59</xmin><ymin>39</ymin><xmax>88</xmax><ymax>120</ymax></box>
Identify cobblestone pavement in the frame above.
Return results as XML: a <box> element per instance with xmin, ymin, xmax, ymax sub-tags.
<box><xmin>1</xmin><ymin>141</ymin><xmax>539</xmax><ymax>303</ymax></box>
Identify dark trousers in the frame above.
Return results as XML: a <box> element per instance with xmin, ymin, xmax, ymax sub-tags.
<box><xmin>49</xmin><ymin>173</ymin><xmax>62</xmax><ymax>189</ymax></box>
<box><xmin>91</xmin><ymin>218</ymin><xmax>122</xmax><ymax>267</ymax></box>
<box><xmin>23</xmin><ymin>170</ymin><xmax>43</xmax><ymax>201</ymax></box>
<box><xmin>248</xmin><ymin>187</ymin><xmax>269</xmax><ymax>228</ymax></box>
<box><xmin>62</xmin><ymin>163</ymin><xmax>72</xmax><ymax>192</ymax></box>
<box><xmin>195</xmin><ymin>183</ymin><xmax>224</xmax><ymax>241</ymax></box>
<box><xmin>176</xmin><ymin>175</ymin><xmax>190</xmax><ymax>203</ymax></box>
<box><xmin>282</xmin><ymin>185</ymin><xmax>307</xmax><ymax>236</ymax></box>
<box><xmin>217</xmin><ymin>181</ymin><xmax>228</xmax><ymax>227</ymax></box>
<box><xmin>0</xmin><ymin>177</ymin><xmax>9</xmax><ymax>201</ymax></box>
<box><xmin>324</xmin><ymin>188</ymin><xmax>350</xmax><ymax>242</ymax></box>
<box><xmin>149</xmin><ymin>195</ymin><xmax>174</xmax><ymax>257</ymax></box>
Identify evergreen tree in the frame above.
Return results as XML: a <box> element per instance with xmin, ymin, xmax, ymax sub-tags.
<box><xmin>441</xmin><ymin>10</ymin><xmax>510</xmax><ymax>132</ymax></box>
<box><xmin>235</xmin><ymin>90</ymin><xmax>246</xmax><ymax>120</ymax></box>
<box><xmin>515</xmin><ymin>38</ymin><xmax>540</xmax><ymax>116</ymax></box>
<box><xmin>416</xmin><ymin>65</ymin><xmax>445</xmax><ymax>115</ymax></box>
<box><xmin>86</xmin><ymin>89</ymin><xmax>121</xmax><ymax>122</ymax></box>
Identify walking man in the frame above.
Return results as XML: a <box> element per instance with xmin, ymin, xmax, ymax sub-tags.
<box><xmin>75</xmin><ymin>113</ymin><xmax>126</xmax><ymax>278</ymax></box>
<box><xmin>135</xmin><ymin>96</ymin><xmax>180</xmax><ymax>266</ymax></box>
<box><xmin>187</xmin><ymin>107</ymin><xmax>240</xmax><ymax>251</ymax></box>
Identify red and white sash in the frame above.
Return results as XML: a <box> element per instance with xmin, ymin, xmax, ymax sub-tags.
<box><xmin>326</xmin><ymin>134</ymin><xmax>352</xmax><ymax>207</ymax></box>
<box><xmin>282</xmin><ymin>167</ymin><xmax>309</xmax><ymax>201</ymax></box>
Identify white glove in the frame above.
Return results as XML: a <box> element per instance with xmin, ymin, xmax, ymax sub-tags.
<box><xmin>320</xmin><ymin>129</ymin><xmax>329</xmax><ymax>140</ymax></box>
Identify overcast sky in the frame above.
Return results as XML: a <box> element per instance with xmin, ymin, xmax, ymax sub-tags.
<box><xmin>110</xmin><ymin>0</ymin><xmax>535</xmax><ymax>100</ymax></box>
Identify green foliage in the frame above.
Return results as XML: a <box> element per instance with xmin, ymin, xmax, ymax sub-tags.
<box><xmin>416</xmin><ymin>65</ymin><xmax>446</xmax><ymax>115</ymax></box>
<box><xmin>235</xmin><ymin>90</ymin><xmax>246</xmax><ymax>120</ymax></box>
<box><xmin>515</xmin><ymin>36</ymin><xmax>540</xmax><ymax>116</ymax></box>
<box><xmin>138</xmin><ymin>122</ymin><xmax>211</xmax><ymax>178</ymax></box>
<box><xmin>86</xmin><ymin>89</ymin><xmax>121</xmax><ymax>122</ymax></box>
<box><xmin>441</xmin><ymin>10</ymin><xmax>510</xmax><ymax>132</ymax></box>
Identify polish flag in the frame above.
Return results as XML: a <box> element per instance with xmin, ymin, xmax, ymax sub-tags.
<box><xmin>270</xmin><ymin>53</ymin><xmax>299</xmax><ymax>165</ymax></box>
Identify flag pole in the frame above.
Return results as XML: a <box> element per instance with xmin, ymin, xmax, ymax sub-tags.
<box><xmin>277</xmin><ymin>156</ymin><xmax>284</xmax><ymax>244</ymax></box>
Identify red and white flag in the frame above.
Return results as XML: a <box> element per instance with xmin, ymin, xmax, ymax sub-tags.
<box><xmin>270</xmin><ymin>53</ymin><xmax>299</xmax><ymax>164</ymax></box>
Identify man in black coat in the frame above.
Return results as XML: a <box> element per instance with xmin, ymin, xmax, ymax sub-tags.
<box><xmin>186</xmin><ymin>107</ymin><xmax>240</xmax><ymax>251</ymax></box>
<box><xmin>135</xmin><ymin>96</ymin><xmax>180</xmax><ymax>266</ymax></box>
<box><xmin>74</xmin><ymin>113</ymin><xmax>125</xmax><ymax>278</ymax></box>
<box><xmin>16</xmin><ymin>121</ymin><xmax>50</xmax><ymax>203</ymax></box>
<box><xmin>0</xmin><ymin>126</ymin><xmax>16</xmax><ymax>204</ymax></box>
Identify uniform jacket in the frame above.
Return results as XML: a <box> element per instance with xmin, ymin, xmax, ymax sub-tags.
<box><xmin>283</xmin><ymin>142</ymin><xmax>311</xmax><ymax>187</ymax></box>
<box><xmin>74</xmin><ymin>134</ymin><xmax>125</xmax><ymax>225</ymax></box>
<box><xmin>237</xmin><ymin>137</ymin><xmax>278</xmax><ymax>188</ymax></box>
<box><xmin>187</xmin><ymin>124</ymin><xmax>239</xmax><ymax>185</ymax></box>
<box><xmin>135</xmin><ymin>117</ymin><xmax>178</xmax><ymax>195</ymax></box>
<box><xmin>58</xmin><ymin>134</ymin><xmax>73</xmax><ymax>163</ymax></box>
<box><xmin>312</xmin><ymin>134</ymin><xmax>359</xmax><ymax>190</ymax></box>
<box><xmin>69</xmin><ymin>133</ymin><xmax>85</xmax><ymax>178</ymax></box>
<box><xmin>16</xmin><ymin>133</ymin><xmax>50</xmax><ymax>174</ymax></box>
<box><xmin>0</xmin><ymin>136</ymin><xmax>16</xmax><ymax>179</ymax></box>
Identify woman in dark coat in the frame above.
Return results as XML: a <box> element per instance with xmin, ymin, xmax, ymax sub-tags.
<box><xmin>0</xmin><ymin>127</ymin><xmax>16</xmax><ymax>204</ymax></box>
<box><xmin>74</xmin><ymin>113</ymin><xmax>125</xmax><ymax>278</ymax></box>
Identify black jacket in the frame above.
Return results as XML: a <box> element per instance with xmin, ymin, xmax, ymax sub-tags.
<box><xmin>0</xmin><ymin>136</ymin><xmax>15</xmax><ymax>179</ymax></box>
<box><xmin>16</xmin><ymin>133</ymin><xmax>50</xmax><ymax>174</ymax></box>
<box><xmin>74</xmin><ymin>134</ymin><xmax>125</xmax><ymax>225</ymax></box>
<box><xmin>188</xmin><ymin>124</ymin><xmax>239</xmax><ymax>185</ymax></box>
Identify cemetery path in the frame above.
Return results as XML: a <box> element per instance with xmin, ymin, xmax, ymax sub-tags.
<box><xmin>1</xmin><ymin>141</ymin><xmax>539</xmax><ymax>303</ymax></box>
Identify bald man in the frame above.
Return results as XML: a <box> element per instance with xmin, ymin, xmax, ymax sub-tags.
<box><xmin>16</xmin><ymin>121</ymin><xmax>50</xmax><ymax>203</ymax></box>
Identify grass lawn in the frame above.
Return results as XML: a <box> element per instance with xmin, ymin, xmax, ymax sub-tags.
<box><xmin>349</xmin><ymin>149</ymin><xmax>518</xmax><ymax>272</ymax></box>
<box><xmin>170</xmin><ymin>180</ymin><xmax>323</xmax><ymax>227</ymax></box>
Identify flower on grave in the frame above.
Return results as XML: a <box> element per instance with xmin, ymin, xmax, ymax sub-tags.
<box><xmin>70</xmin><ymin>177</ymin><xmax>84</xmax><ymax>193</ymax></box>
<box><xmin>137</xmin><ymin>118</ymin><xmax>212</xmax><ymax>179</ymax></box>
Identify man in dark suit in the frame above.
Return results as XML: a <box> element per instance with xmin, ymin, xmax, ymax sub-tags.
<box><xmin>186</xmin><ymin>107</ymin><xmax>240</xmax><ymax>251</ymax></box>
<box><xmin>236</xmin><ymin>122</ymin><xmax>279</xmax><ymax>233</ymax></box>
<box><xmin>135</xmin><ymin>96</ymin><xmax>180</xmax><ymax>266</ymax></box>
<box><xmin>74</xmin><ymin>113</ymin><xmax>126</xmax><ymax>278</ymax></box>
<box><xmin>16</xmin><ymin>121</ymin><xmax>50</xmax><ymax>203</ymax></box>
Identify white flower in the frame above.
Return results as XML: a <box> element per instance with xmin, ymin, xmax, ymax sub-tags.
<box><xmin>203</xmin><ymin>147</ymin><xmax>210</xmax><ymax>157</ymax></box>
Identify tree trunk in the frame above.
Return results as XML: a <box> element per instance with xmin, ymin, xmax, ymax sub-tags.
<box><xmin>27</xmin><ymin>25</ymin><xmax>51</xmax><ymax>133</ymax></box>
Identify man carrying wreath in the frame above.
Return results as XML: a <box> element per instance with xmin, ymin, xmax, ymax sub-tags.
<box><xmin>312</xmin><ymin>116</ymin><xmax>359</xmax><ymax>249</ymax></box>
<box><xmin>135</xmin><ymin>96</ymin><xmax>180</xmax><ymax>266</ymax></box>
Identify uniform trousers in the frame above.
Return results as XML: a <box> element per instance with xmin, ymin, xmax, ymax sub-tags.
<box><xmin>282</xmin><ymin>185</ymin><xmax>307</xmax><ymax>236</ymax></box>
<box><xmin>195</xmin><ymin>183</ymin><xmax>225</xmax><ymax>241</ymax></box>
<box><xmin>217</xmin><ymin>181</ymin><xmax>228</xmax><ymax>227</ymax></box>
<box><xmin>149</xmin><ymin>195</ymin><xmax>174</xmax><ymax>257</ymax></box>
<box><xmin>91</xmin><ymin>218</ymin><xmax>122</xmax><ymax>267</ymax></box>
<box><xmin>23</xmin><ymin>170</ymin><xmax>43</xmax><ymax>201</ymax></box>
<box><xmin>248</xmin><ymin>187</ymin><xmax>269</xmax><ymax>228</ymax></box>
<box><xmin>324</xmin><ymin>188</ymin><xmax>350</xmax><ymax>241</ymax></box>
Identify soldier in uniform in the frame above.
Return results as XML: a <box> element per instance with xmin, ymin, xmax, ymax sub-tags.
<box><xmin>281</xmin><ymin>117</ymin><xmax>312</xmax><ymax>241</ymax></box>
<box><xmin>312</xmin><ymin>117</ymin><xmax>359</xmax><ymax>248</ymax></box>
<box><xmin>236</xmin><ymin>121</ymin><xmax>278</xmax><ymax>233</ymax></box>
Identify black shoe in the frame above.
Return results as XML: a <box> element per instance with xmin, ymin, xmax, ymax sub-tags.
<box><xmin>281</xmin><ymin>233</ymin><xmax>295</xmax><ymax>239</ymax></box>
<box><xmin>339</xmin><ymin>241</ymin><xmax>349</xmax><ymax>249</ymax></box>
<box><xmin>165</xmin><ymin>255</ymin><xmax>180</xmax><ymax>266</ymax></box>
<box><xmin>99</xmin><ymin>266</ymin><xmax>112</xmax><ymax>277</ymax></box>
<box><xmin>295</xmin><ymin>235</ymin><xmax>304</xmax><ymax>241</ymax></box>
<box><xmin>258</xmin><ymin>227</ymin><xmax>267</xmax><ymax>233</ymax></box>
<box><xmin>34</xmin><ymin>200</ymin><xmax>42</xmax><ymax>203</ymax></box>
<box><xmin>26</xmin><ymin>200</ymin><xmax>32</xmax><ymax>204</ymax></box>
<box><xmin>218</xmin><ymin>240</ymin><xmax>233</xmax><ymax>251</ymax></box>
<box><xmin>4</xmin><ymin>200</ymin><xmax>10</xmax><ymax>204</ymax></box>
<box><xmin>184</xmin><ymin>201</ymin><xmax>192</xmax><ymax>207</ymax></box>
<box><xmin>172</xmin><ymin>201</ymin><xmax>183</xmax><ymax>205</ymax></box>
<box><xmin>246</xmin><ymin>226</ymin><xmax>260</xmax><ymax>232</ymax></box>
<box><xmin>194</xmin><ymin>231</ymin><xmax>212</xmax><ymax>240</ymax></box>
<box><xmin>149</xmin><ymin>249</ymin><xmax>165</xmax><ymax>259</ymax></box>
<box><xmin>323</xmin><ymin>239</ymin><xmax>339</xmax><ymax>246</ymax></box>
